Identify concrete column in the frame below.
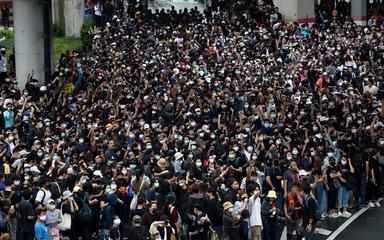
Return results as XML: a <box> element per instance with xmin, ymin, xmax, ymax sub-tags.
<box><xmin>63</xmin><ymin>0</ymin><xmax>84</xmax><ymax>37</ymax></box>
<box><xmin>51</xmin><ymin>0</ymin><xmax>60</xmax><ymax>25</ymax></box>
<box><xmin>13</xmin><ymin>0</ymin><xmax>51</xmax><ymax>88</ymax></box>
<box><xmin>274</xmin><ymin>0</ymin><xmax>315</xmax><ymax>24</ymax></box>
<box><xmin>351</xmin><ymin>0</ymin><xmax>367</xmax><ymax>25</ymax></box>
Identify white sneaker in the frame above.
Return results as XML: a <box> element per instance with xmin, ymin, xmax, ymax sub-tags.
<box><xmin>375</xmin><ymin>201</ymin><xmax>381</xmax><ymax>207</ymax></box>
<box><xmin>368</xmin><ymin>202</ymin><xmax>376</xmax><ymax>208</ymax></box>
<box><xmin>330</xmin><ymin>213</ymin><xmax>338</xmax><ymax>218</ymax></box>
<box><xmin>342</xmin><ymin>211</ymin><xmax>352</xmax><ymax>218</ymax></box>
<box><xmin>337</xmin><ymin>211</ymin><xmax>343</xmax><ymax>217</ymax></box>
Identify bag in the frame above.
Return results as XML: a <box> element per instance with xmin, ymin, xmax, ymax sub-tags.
<box><xmin>378</xmin><ymin>155</ymin><xmax>384</xmax><ymax>165</ymax></box>
<box><xmin>333</xmin><ymin>178</ymin><xmax>341</xmax><ymax>189</ymax></box>
<box><xmin>0</xmin><ymin>191</ymin><xmax>14</xmax><ymax>207</ymax></box>
<box><xmin>130</xmin><ymin>178</ymin><xmax>145</xmax><ymax>210</ymax></box>
<box><xmin>58</xmin><ymin>203</ymin><xmax>71</xmax><ymax>231</ymax></box>
<box><xmin>208</xmin><ymin>226</ymin><xmax>219</xmax><ymax>240</ymax></box>
<box><xmin>50</xmin><ymin>227</ymin><xmax>60</xmax><ymax>237</ymax></box>
<box><xmin>78</xmin><ymin>194</ymin><xmax>92</xmax><ymax>222</ymax></box>
<box><xmin>304</xmin><ymin>196</ymin><xmax>321</xmax><ymax>222</ymax></box>
<box><xmin>0</xmin><ymin>211</ymin><xmax>9</xmax><ymax>233</ymax></box>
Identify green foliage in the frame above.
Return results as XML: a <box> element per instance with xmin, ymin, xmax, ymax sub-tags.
<box><xmin>53</xmin><ymin>37</ymin><xmax>82</xmax><ymax>61</ymax></box>
<box><xmin>0</xmin><ymin>29</ymin><xmax>14</xmax><ymax>58</ymax></box>
<box><xmin>52</xmin><ymin>23</ymin><xmax>64</xmax><ymax>37</ymax></box>
<box><xmin>80</xmin><ymin>19</ymin><xmax>93</xmax><ymax>53</ymax></box>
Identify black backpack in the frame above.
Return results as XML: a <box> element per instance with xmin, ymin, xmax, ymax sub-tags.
<box><xmin>78</xmin><ymin>193</ymin><xmax>92</xmax><ymax>222</ymax></box>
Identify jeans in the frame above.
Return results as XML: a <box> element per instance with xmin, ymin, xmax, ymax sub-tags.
<box><xmin>276</xmin><ymin>191</ymin><xmax>284</xmax><ymax>214</ymax></box>
<box><xmin>315</xmin><ymin>187</ymin><xmax>327</xmax><ymax>217</ymax></box>
<box><xmin>355</xmin><ymin>173</ymin><xmax>366</xmax><ymax>206</ymax></box>
<box><xmin>336</xmin><ymin>186</ymin><xmax>349</xmax><ymax>209</ymax></box>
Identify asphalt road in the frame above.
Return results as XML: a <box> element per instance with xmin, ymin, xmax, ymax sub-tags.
<box><xmin>335</xmin><ymin>203</ymin><xmax>384</xmax><ymax>240</ymax></box>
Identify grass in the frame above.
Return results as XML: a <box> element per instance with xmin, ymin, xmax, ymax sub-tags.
<box><xmin>0</xmin><ymin>29</ymin><xmax>83</xmax><ymax>62</ymax></box>
<box><xmin>53</xmin><ymin>36</ymin><xmax>82</xmax><ymax>61</ymax></box>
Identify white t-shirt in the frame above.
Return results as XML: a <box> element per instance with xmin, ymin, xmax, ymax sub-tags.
<box><xmin>35</xmin><ymin>189</ymin><xmax>52</xmax><ymax>205</ymax></box>
<box><xmin>364</xmin><ymin>85</ymin><xmax>378</xmax><ymax>95</ymax></box>
<box><xmin>249</xmin><ymin>196</ymin><xmax>262</xmax><ymax>227</ymax></box>
<box><xmin>94</xmin><ymin>4</ymin><xmax>102</xmax><ymax>16</ymax></box>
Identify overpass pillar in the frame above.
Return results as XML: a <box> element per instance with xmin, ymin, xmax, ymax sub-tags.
<box><xmin>351</xmin><ymin>0</ymin><xmax>367</xmax><ymax>25</ymax></box>
<box><xmin>13</xmin><ymin>0</ymin><xmax>52</xmax><ymax>89</ymax></box>
<box><xmin>274</xmin><ymin>0</ymin><xmax>315</xmax><ymax>24</ymax></box>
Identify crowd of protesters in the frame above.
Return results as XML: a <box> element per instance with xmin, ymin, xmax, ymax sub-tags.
<box><xmin>1</xmin><ymin>0</ymin><xmax>384</xmax><ymax>240</ymax></box>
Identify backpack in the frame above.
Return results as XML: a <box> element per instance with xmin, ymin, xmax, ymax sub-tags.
<box><xmin>304</xmin><ymin>196</ymin><xmax>321</xmax><ymax>222</ymax></box>
<box><xmin>208</xmin><ymin>226</ymin><xmax>219</xmax><ymax>240</ymax></box>
<box><xmin>78</xmin><ymin>194</ymin><xmax>92</xmax><ymax>222</ymax></box>
<box><xmin>0</xmin><ymin>211</ymin><xmax>9</xmax><ymax>233</ymax></box>
<box><xmin>0</xmin><ymin>190</ymin><xmax>14</xmax><ymax>207</ymax></box>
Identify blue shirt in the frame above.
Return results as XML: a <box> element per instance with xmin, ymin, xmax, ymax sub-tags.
<box><xmin>34</xmin><ymin>222</ymin><xmax>49</xmax><ymax>240</ymax></box>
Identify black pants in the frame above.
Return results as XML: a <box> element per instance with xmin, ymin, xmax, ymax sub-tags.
<box><xmin>95</xmin><ymin>15</ymin><xmax>102</xmax><ymax>28</ymax></box>
<box><xmin>366</xmin><ymin>181</ymin><xmax>380</xmax><ymax>201</ymax></box>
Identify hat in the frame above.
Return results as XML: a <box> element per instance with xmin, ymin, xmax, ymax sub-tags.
<box><xmin>322</xmin><ymin>72</ymin><xmax>328</xmax><ymax>76</ymax></box>
<box><xmin>267</xmin><ymin>190</ymin><xmax>277</xmax><ymax>198</ymax></box>
<box><xmin>299</xmin><ymin>169</ymin><xmax>309</xmax><ymax>176</ymax></box>
<box><xmin>157</xmin><ymin>158</ymin><xmax>167</xmax><ymax>168</ymax></box>
<box><xmin>62</xmin><ymin>190</ymin><xmax>72</xmax><ymax>200</ymax></box>
<box><xmin>132</xmin><ymin>215</ymin><xmax>141</xmax><ymax>224</ymax></box>
<box><xmin>48</xmin><ymin>199</ymin><xmax>55</xmax><ymax>204</ymax></box>
<box><xmin>40</xmin><ymin>86</ymin><xmax>47</xmax><ymax>92</ymax></box>
<box><xmin>174</xmin><ymin>152</ymin><xmax>183</xmax><ymax>160</ymax></box>
<box><xmin>19</xmin><ymin>150</ymin><xmax>30</xmax><ymax>156</ymax></box>
<box><xmin>30</xmin><ymin>166</ymin><xmax>41</xmax><ymax>174</ymax></box>
<box><xmin>105</xmin><ymin>123</ymin><xmax>113</xmax><ymax>129</ymax></box>
<box><xmin>93</xmin><ymin>170</ymin><xmax>103</xmax><ymax>178</ymax></box>
<box><xmin>144</xmin><ymin>124</ymin><xmax>150</xmax><ymax>130</ymax></box>
<box><xmin>223</xmin><ymin>201</ymin><xmax>234</xmax><ymax>211</ymax></box>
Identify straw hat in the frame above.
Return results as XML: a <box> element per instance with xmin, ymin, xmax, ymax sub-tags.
<box><xmin>223</xmin><ymin>201</ymin><xmax>234</xmax><ymax>211</ymax></box>
<box><xmin>267</xmin><ymin>190</ymin><xmax>277</xmax><ymax>199</ymax></box>
<box><xmin>157</xmin><ymin>158</ymin><xmax>167</xmax><ymax>168</ymax></box>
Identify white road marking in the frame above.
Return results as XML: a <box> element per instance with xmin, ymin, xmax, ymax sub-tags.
<box><xmin>315</xmin><ymin>228</ymin><xmax>332</xmax><ymax>236</ymax></box>
<box><xmin>280</xmin><ymin>226</ymin><xmax>287</xmax><ymax>240</ymax></box>
<box><xmin>327</xmin><ymin>198</ymin><xmax>383</xmax><ymax>240</ymax></box>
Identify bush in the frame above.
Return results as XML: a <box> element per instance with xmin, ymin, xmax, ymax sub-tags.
<box><xmin>0</xmin><ymin>28</ymin><xmax>13</xmax><ymax>39</ymax></box>
<box><xmin>80</xmin><ymin>19</ymin><xmax>93</xmax><ymax>53</ymax></box>
<box><xmin>52</xmin><ymin>23</ymin><xmax>64</xmax><ymax>37</ymax></box>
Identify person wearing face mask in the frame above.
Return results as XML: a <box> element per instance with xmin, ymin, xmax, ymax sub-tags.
<box><xmin>283</xmin><ymin>161</ymin><xmax>300</xmax><ymax>199</ymax></box>
<box><xmin>261</xmin><ymin>190</ymin><xmax>279</xmax><ymax>240</ymax></box>
<box><xmin>326</xmin><ymin>157</ymin><xmax>342</xmax><ymax>218</ymax></box>
<box><xmin>336</xmin><ymin>157</ymin><xmax>354</xmax><ymax>218</ymax></box>
<box><xmin>222</xmin><ymin>201</ymin><xmax>239</xmax><ymax>240</ymax></box>
<box><xmin>110</xmin><ymin>215</ymin><xmax>121</xmax><ymax>240</ymax></box>
<box><xmin>34</xmin><ymin>208</ymin><xmax>49</xmax><ymax>240</ymax></box>
<box><xmin>227</xmin><ymin>180</ymin><xmax>240</xmax><ymax>203</ymax></box>
<box><xmin>45</xmin><ymin>200</ymin><xmax>61</xmax><ymax>240</ymax></box>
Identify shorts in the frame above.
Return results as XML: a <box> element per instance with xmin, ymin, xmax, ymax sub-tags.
<box><xmin>251</xmin><ymin>225</ymin><xmax>262</xmax><ymax>236</ymax></box>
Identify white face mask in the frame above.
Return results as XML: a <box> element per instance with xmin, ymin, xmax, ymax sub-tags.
<box><xmin>341</xmin><ymin>160</ymin><xmax>347</xmax><ymax>165</ymax></box>
<box><xmin>14</xmin><ymin>181</ymin><xmax>20</xmax><ymax>186</ymax></box>
<box><xmin>252</xmin><ymin>155</ymin><xmax>257</xmax><ymax>160</ymax></box>
<box><xmin>292</xmin><ymin>150</ymin><xmax>299</xmax><ymax>155</ymax></box>
<box><xmin>233</xmin><ymin>147</ymin><xmax>239</xmax><ymax>151</ymax></box>
<box><xmin>247</xmin><ymin>146</ymin><xmax>253</xmax><ymax>152</ymax></box>
<box><xmin>40</xmin><ymin>215</ymin><xmax>46</xmax><ymax>221</ymax></box>
<box><xmin>154</xmin><ymin>182</ymin><xmax>160</xmax><ymax>188</ymax></box>
<box><xmin>113</xmin><ymin>218</ymin><xmax>121</xmax><ymax>225</ymax></box>
<box><xmin>196</xmin><ymin>161</ymin><xmax>202</xmax><ymax>167</ymax></box>
<box><xmin>228</xmin><ymin>208</ymin><xmax>234</xmax><ymax>213</ymax></box>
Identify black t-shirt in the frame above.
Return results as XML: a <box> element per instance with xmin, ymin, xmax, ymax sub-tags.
<box><xmin>18</xmin><ymin>199</ymin><xmax>34</xmax><ymax>233</ymax></box>
<box><xmin>302</xmin><ymin>196</ymin><xmax>316</xmax><ymax>227</ymax></box>
<box><xmin>265</xmin><ymin>166</ymin><xmax>283</xmax><ymax>192</ymax></box>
